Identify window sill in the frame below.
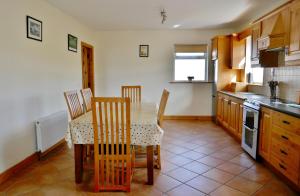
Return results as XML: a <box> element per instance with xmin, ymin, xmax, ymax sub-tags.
<box><xmin>247</xmin><ymin>83</ymin><xmax>264</xmax><ymax>87</ymax></box>
<box><xmin>169</xmin><ymin>81</ymin><xmax>213</xmax><ymax>84</ymax></box>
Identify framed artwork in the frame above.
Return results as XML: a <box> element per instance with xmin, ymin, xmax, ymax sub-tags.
<box><xmin>26</xmin><ymin>16</ymin><xmax>42</xmax><ymax>41</ymax></box>
<box><xmin>139</xmin><ymin>45</ymin><xmax>149</xmax><ymax>57</ymax></box>
<box><xmin>68</xmin><ymin>34</ymin><xmax>78</xmax><ymax>52</ymax></box>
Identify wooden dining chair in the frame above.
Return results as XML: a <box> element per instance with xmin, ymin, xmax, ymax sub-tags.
<box><xmin>121</xmin><ymin>85</ymin><xmax>141</xmax><ymax>103</ymax></box>
<box><xmin>64</xmin><ymin>90</ymin><xmax>84</xmax><ymax>120</ymax></box>
<box><xmin>80</xmin><ymin>88</ymin><xmax>93</xmax><ymax>112</ymax></box>
<box><xmin>92</xmin><ymin>97</ymin><xmax>134</xmax><ymax>192</ymax></box>
<box><xmin>155</xmin><ymin>89</ymin><xmax>170</xmax><ymax>169</ymax></box>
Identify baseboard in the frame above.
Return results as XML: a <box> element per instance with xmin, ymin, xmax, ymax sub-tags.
<box><xmin>0</xmin><ymin>152</ymin><xmax>39</xmax><ymax>185</ymax></box>
<box><xmin>38</xmin><ymin>139</ymin><xmax>66</xmax><ymax>159</ymax></box>
<box><xmin>163</xmin><ymin>115</ymin><xmax>212</xmax><ymax>121</ymax></box>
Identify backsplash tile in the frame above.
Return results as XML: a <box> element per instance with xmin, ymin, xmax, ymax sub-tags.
<box><xmin>248</xmin><ymin>66</ymin><xmax>300</xmax><ymax>102</ymax></box>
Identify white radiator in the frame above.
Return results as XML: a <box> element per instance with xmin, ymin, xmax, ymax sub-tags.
<box><xmin>36</xmin><ymin>110</ymin><xmax>68</xmax><ymax>153</ymax></box>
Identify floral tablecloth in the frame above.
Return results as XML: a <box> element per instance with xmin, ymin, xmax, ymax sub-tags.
<box><xmin>65</xmin><ymin>102</ymin><xmax>163</xmax><ymax>148</ymax></box>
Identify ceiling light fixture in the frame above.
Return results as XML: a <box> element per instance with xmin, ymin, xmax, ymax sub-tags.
<box><xmin>173</xmin><ymin>24</ymin><xmax>180</xmax><ymax>28</ymax></box>
<box><xmin>161</xmin><ymin>9</ymin><xmax>167</xmax><ymax>24</ymax></box>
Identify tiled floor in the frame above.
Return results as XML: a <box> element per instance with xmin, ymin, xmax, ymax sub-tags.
<box><xmin>0</xmin><ymin>120</ymin><xmax>298</xmax><ymax>195</ymax></box>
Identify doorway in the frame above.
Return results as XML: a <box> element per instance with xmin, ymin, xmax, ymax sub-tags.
<box><xmin>81</xmin><ymin>42</ymin><xmax>94</xmax><ymax>95</ymax></box>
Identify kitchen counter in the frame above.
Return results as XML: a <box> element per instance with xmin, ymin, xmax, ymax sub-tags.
<box><xmin>219</xmin><ymin>91</ymin><xmax>300</xmax><ymax>118</ymax></box>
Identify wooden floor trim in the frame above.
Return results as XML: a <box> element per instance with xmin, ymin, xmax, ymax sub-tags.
<box><xmin>0</xmin><ymin>152</ymin><xmax>39</xmax><ymax>185</ymax></box>
<box><xmin>163</xmin><ymin>115</ymin><xmax>212</xmax><ymax>121</ymax></box>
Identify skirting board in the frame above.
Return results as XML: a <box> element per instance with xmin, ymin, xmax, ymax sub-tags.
<box><xmin>163</xmin><ymin>115</ymin><xmax>212</xmax><ymax>121</ymax></box>
<box><xmin>0</xmin><ymin>152</ymin><xmax>39</xmax><ymax>185</ymax></box>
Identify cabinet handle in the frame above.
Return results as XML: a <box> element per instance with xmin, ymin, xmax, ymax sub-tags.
<box><xmin>279</xmin><ymin>163</ymin><xmax>287</xmax><ymax>170</ymax></box>
<box><xmin>281</xmin><ymin>135</ymin><xmax>289</xmax><ymax>140</ymax></box>
<box><xmin>280</xmin><ymin>149</ymin><xmax>288</xmax><ymax>155</ymax></box>
<box><xmin>282</xmin><ymin>120</ymin><xmax>290</xmax><ymax>125</ymax></box>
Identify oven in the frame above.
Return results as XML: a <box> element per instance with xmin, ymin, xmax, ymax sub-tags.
<box><xmin>241</xmin><ymin>101</ymin><xmax>260</xmax><ymax>159</ymax></box>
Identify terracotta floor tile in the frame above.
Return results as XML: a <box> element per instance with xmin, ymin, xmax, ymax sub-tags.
<box><xmin>239</xmin><ymin>168</ymin><xmax>274</xmax><ymax>185</ymax></box>
<box><xmin>226</xmin><ymin>176</ymin><xmax>263</xmax><ymax>195</ymax></box>
<box><xmin>161</xmin><ymin>160</ymin><xmax>179</xmax><ymax>174</ymax></box>
<box><xmin>167</xmin><ymin>155</ymin><xmax>193</xmax><ymax>166</ymax></box>
<box><xmin>179</xmin><ymin>142</ymin><xmax>200</xmax><ymax>150</ymax></box>
<box><xmin>183</xmin><ymin>161</ymin><xmax>211</xmax><ymax>174</ymax></box>
<box><xmin>229</xmin><ymin>155</ymin><xmax>255</xmax><ymax>168</ymax></box>
<box><xmin>167</xmin><ymin>167</ymin><xmax>198</xmax><ymax>183</ymax></box>
<box><xmin>254</xmin><ymin>178</ymin><xmax>298</xmax><ymax>196</ymax></box>
<box><xmin>210</xmin><ymin>151</ymin><xmax>236</xmax><ymax>161</ymax></box>
<box><xmin>210</xmin><ymin>185</ymin><xmax>248</xmax><ymax>196</ymax></box>
<box><xmin>197</xmin><ymin>156</ymin><xmax>225</xmax><ymax>167</ymax></box>
<box><xmin>202</xmin><ymin>168</ymin><xmax>234</xmax><ymax>183</ymax></box>
<box><xmin>167</xmin><ymin>184</ymin><xmax>206</xmax><ymax>196</ymax></box>
<box><xmin>181</xmin><ymin>151</ymin><xmax>206</xmax><ymax>160</ymax></box>
<box><xmin>193</xmin><ymin>146</ymin><xmax>217</xmax><ymax>155</ymax></box>
<box><xmin>154</xmin><ymin>174</ymin><xmax>182</xmax><ymax>193</ymax></box>
<box><xmin>186</xmin><ymin>175</ymin><xmax>221</xmax><ymax>194</ymax></box>
<box><xmin>166</xmin><ymin>146</ymin><xmax>190</xmax><ymax>154</ymax></box>
<box><xmin>216</xmin><ymin>162</ymin><xmax>247</xmax><ymax>175</ymax></box>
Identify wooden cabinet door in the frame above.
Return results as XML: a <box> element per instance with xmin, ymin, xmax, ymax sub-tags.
<box><xmin>231</xmin><ymin>36</ymin><xmax>246</xmax><ymax>69</ymax></box>
<box><xmin>223</xmin><ymin>98</ymin><xmax>230</xmax><ymax>128</ymax></box>
<box><xmin>217</xmin><ymin>95</ymin><xmax>223</xmax><ymax>121</ymax></box>
<box><xmin>228</xmin><ymin>101</ymin><xmax>238</xmax><ymax>135</ymax></box>
<box><xmin>289</xmin><ymin>0</ymin><xmax>300</xmax><ymax>54</ymax></box>
<box><xmin>251</xmin><ymin>23</ymin><xmax>261</xmax><ymax>60</ymax></box>
<box><xmin>259</xmin><ymin>107</ymin><xmax>272</xmax><ymax>160</ymax></box>
<box><xmin>212</xmin><ymin>38</ymin><xmax>218</xmax><ymax>60</ymax></box>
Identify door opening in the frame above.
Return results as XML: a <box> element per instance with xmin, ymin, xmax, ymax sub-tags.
<box><xmin>81</xmin><ymin>42</ymin><xmax>95</xmax><ymax>95</ymax></box>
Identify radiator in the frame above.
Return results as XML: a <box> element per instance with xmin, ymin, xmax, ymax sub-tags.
<box><xmin>36</xmin><ymin>110</ymin><xmax>68</xmax><ymax>153</ymax></box>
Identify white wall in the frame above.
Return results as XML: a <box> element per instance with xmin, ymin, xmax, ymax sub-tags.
<box><xmin>0</xmin><ymin>0</ymin><xmax>95</xmax><ymax>173</ymax></box>
<box><xmin>94</xmin><ymin>29</ymin><xmax>232</xmax><ymax>115</ymax></box>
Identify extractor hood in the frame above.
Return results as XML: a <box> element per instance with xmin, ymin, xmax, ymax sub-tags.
<box><xmin>257</xmin><ymin>12</ymin><xmax>288</xmax><ymax>51</ymax></box>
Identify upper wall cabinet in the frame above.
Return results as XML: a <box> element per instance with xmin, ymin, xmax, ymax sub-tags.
<box><xmin>251</xmin><ymin>23</ymin><xmax>261</xmax><ymax>65</ymax></box>
<box><xmin>288</xmin><ymin>0</ymin><xmax>300</xmax><ymax>56</ymax></box>
<box><xmin>231</xmin><ymin>35</ymin><xmax>246</xmax><ymax>69</ymax></box>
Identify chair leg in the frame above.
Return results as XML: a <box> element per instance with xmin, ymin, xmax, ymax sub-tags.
<box><xmin>154</xmin><ymin>145</ymin><xmax>161</xmax><ymax>169</ymax></box>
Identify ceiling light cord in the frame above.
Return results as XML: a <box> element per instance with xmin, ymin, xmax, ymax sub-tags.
<box><xmin>161</xmin><ymin>9</ymin><xmax>167</xmax><ymax>24</ymax></box>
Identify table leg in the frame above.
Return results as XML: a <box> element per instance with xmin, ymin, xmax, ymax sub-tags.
<box><xmin>74</xmin><ymin>144</ymin><xmax>83</xmax><ymax>183</ymax></box>
<box><xmin>147</xmin><ymin>145</ymin><xmax>154</xmax><ymax>185</ymax></box>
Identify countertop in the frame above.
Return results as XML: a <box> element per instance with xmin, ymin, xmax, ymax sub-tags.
<box><xmin>219</xmin><ymin>91</ymin><xmax>300</xmax><ymax>118</ymax></box>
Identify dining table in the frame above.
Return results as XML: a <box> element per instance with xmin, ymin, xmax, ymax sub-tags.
<box><xmin>65</xmin><ymin>102</ymin><xmax>164</xmax><ymax>185</ymax></box>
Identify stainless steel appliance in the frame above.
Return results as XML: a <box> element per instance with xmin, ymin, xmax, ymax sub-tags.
<box><xmin>242</xmin><ymin>100</ymin><xmax>260</xmax><ymax>159</ymax></box>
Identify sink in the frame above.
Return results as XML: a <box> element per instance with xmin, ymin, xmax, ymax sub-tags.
<box><xmin>287</xmin><ymin>104</ymin><xmax>300</xmax><ymax>109</ymax></box>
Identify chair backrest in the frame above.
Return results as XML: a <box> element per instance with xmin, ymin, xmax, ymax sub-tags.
<box><xmin>157</xmin><ymin>89</ymin><xmax>170</xmax><ymax>126</ymax></box>
<box><xmin>121</xmin><ymin>85</ymin><xmax>141</xmax><ymax>103</ymax></box>
<box><xmin>80</xmin><ymin>88</ymin><xmax>93</xmax><ymax>112</ymax></box>
<box><xmin>92</xmin><ymin>97</ymin><xmax>132</xmax><ymax>192</ymax></box>
<box><xmin>64</xmin><ymin>90</ymin><xmax>83</xmax><ymax>120</ymax></box>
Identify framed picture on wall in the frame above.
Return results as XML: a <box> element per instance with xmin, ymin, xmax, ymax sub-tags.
<box><xmin>68</xmin><ymin>34</ymin><xmax>78</xmax><ymax>52</ymax></box>
<box><xmin>26</xmin><ymin>16</ymin><xmax>42</xmax><ymax>42</ymax></box>
<box><xmin>139</xmin><ymin>45</ymin><xmax>149</xmax><ymax>57</ymax></box>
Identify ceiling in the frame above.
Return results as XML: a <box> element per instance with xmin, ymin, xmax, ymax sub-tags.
<box><xmin>46</xmin><ymin>0</ymin><xmax>288</xmax><ymax>30</ymax></box>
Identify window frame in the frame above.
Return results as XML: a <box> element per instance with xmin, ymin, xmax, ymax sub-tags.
<box><xmin>173</xmin><ymin>45</ymin><xmax>209</xmax><ymax>82</ymax></box>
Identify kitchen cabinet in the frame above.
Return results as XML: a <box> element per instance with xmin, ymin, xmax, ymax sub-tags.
<box><xmin>251</xmin><ymin>22</ymin><xmax>261</xmax><ymax>62</ymax></box>
<box><xmin>258</xmin><ymin>107</ymin><xmax>272</xmax><ymax>161</ymax></box>
<box><xmin>217</xmin><ymin>92</ymin><xmax>243</xmax><ymax>141</ymax></box>
<box><xmin>258</xmin><ymin>107</ymin><xmax>300</xmax><ymax>187</ymax></box>
<box><xmin>289</xmin><ymin>0</ymin><xmax>300</xmax><ymax>55</ymax></box>
<box><xmin>231</xmin><ymin>35</ymin><xmax>246</xmax><ymax>69</ymax></box>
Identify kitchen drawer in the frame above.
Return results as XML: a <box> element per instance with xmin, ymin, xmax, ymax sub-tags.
<box><xmin>270</xmin><ymin>155</ymin><xmax>299</xmax><ymax>185</ymax></box>
<box><xmin>271</xmin><ymin>125</ymin><xmax>300</xmax><ymax>148</ymax></box>
<box><xmin>271</xmin><ymin>138</ymin><xmax>299</xmax><ymax>170</ymax></box>
<box><xmin>272</xmin><ymin>110</ymin><xmax>300</xmax><ymax>136</ymax></box>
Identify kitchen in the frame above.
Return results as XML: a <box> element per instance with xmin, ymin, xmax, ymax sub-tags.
<box><xmin>214</xmin><ymin>0</ymin><xmax>300</xmax><ymax>193</ymax></box>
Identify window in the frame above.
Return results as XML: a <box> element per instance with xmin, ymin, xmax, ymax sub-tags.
<box><xmin>245</xmin><ymin>37</ymin><xmax>264</xmax><ymax>84</ymax></box>
<box><xmin>174</xmin><ymin>44</ymin><xmax>208</xmax><ymax>81</ymax></box>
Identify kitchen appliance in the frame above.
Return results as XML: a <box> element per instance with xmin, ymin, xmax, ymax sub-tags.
<box><xmin>242</xmin><ymin>99</ymin><xmax>261</xmax><ymax>159</ymax></box>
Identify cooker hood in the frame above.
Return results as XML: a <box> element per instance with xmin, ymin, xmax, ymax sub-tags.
<box><xmin>257</xmin><ymin>13</ymin><xmax>287</xmax><ymax>51</ymax></box>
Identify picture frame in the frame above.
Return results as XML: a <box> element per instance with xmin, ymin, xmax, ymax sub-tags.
<box><xmin>26</xmin><ymin>16</ymin><xmax>42</xmax><ymax>42</ymax></box>
<box><xmin>68</xmin><ymin>34</ymin><xmax>78</xmax><ymax>52</ymax></box>
<box><xmin>139</xmin><ymin>45</ymin><xmax>149</xmax><ymax>57</ymax></box>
